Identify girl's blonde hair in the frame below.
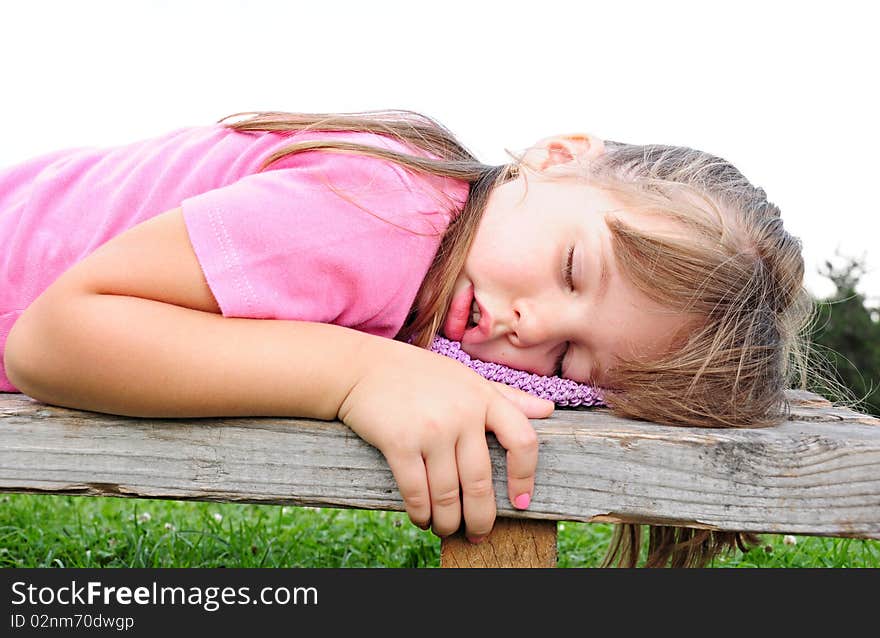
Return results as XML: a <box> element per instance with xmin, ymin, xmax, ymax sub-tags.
<box><xmin>220</xmin><ymin>109</ymin><xmax>816</xmax><ymax>567</ymax></box>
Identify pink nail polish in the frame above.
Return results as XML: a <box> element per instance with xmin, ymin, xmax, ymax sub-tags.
<box><xmin>514</xmin><ymin>493</ymin><xmax>531</xmax><ymax>509</ymax></box>
<box><xmin>467</xmin><ymin>535</ymin><xmax>486</xmax><ymax>544</ymax></box>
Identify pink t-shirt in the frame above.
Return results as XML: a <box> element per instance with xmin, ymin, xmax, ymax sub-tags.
<box><xmin>0</xmin><ymin>124</ymin><xmax>470</xmax><ymax>392</ymax></box>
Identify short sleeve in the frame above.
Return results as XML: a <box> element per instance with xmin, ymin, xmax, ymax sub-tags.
<box><xmin>181</xmin><ymin>148</ymin><xmax>468</xmax><ymax>338</ymax></box>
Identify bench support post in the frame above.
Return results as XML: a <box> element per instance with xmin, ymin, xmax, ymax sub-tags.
<box><xmin>440</xmin><ymin>517</ymin><xmax>557</xmax><ymax>567</ymax></box>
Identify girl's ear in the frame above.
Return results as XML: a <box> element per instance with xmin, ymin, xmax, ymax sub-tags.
<box><xmin>523</xmin><ymin>133</ymin><xmax>606</xmax><ymax>172</ymax></box>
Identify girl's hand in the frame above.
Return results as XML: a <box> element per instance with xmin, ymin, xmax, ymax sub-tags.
<box><xmin>337</xmin><ymin>338</ymin><xmax>554</xmax><ymax>541</ymax></box>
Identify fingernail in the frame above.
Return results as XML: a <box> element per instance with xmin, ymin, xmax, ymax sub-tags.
<box><xmin>514</xmin><ymin>493</ymin><xmax>531</xmax><ymax>509</ymax></box>
<box><xmin>467</xmin><ymin>535</ymin><xmax>486</xmax><ymax>544</ymax></box>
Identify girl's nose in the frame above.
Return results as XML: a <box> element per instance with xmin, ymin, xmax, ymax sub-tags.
<box><xmin>507</xmin><ymin>297</ymin><xmax>554</xmax><ymax>347</ymax></box>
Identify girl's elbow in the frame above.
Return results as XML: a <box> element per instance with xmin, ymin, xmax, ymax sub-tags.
<box><xmin>4</xmin><ymin>322</ymin><xmax>51</xmax><ymax>401</ymax></box>
<box><xmin>3</xmin><ymin>308</ymin><xmax>79</xmax><ymax>403</ymax></box>
<box><xmin>4</xmin><ymin>315</ymin><xmax>38</xmax><ymax>394</ymax></box>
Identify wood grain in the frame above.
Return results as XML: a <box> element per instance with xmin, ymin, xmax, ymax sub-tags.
<box><xmin>441</xmin><ymin>519</ymin><xmax>557</xmax><ymax>567</ymax></box>
<box><xmin>1</xmin><ymin>389</ymin><xmax>878</xmax><ymax>539</ymax></box>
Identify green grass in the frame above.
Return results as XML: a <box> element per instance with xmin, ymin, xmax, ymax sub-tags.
<box><xmin>1</xmin><ymin>494</ymin><xmax>878</xmax><ymax>568</ymax></box>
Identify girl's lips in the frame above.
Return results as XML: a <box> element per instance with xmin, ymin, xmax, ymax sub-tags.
<box><xmin>442</xmin><ymin>283</ymin><xmax>474</xmax><ymax>342</ymax></box>
<box><xmin>462</xmin><ymin>295</ymin><xmax>491</xmax><ymax>345</ymax></box>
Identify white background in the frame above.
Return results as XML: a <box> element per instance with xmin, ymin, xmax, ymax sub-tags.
<box><xmin>2</xmin><ymin>0</ymin><xmax>877</xmax><ymax>304</ymax></box>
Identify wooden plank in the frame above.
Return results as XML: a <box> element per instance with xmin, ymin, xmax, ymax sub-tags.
<box><xmin>1</xmin><ymin>390</ymin><xmax>878</xmax><ymax>539</ymax></box>
<box><xmin>441</xmin><ymin>518</ymin><xmax>557</xmax><ymax>567</ymax></box>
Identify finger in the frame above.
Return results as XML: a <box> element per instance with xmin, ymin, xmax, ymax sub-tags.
<box><xmin>386</xmin><ymin>454</ymin><xmax>432</xmax><ymax>530</ymax></box>
<box><xmin>456</xmin><ymin>431</ymin><xmax>497</xmax><ymax>540</ymax></box>
<box><xmin>423</xmin><ymin>448</ymin><xmax>462</xmax><ymax>538</ymax></box>
<box><xmin>490</xmin><ymin>381</ymin><xmax>555</xmax><ymax>419</ymax></box>
<box><xmin>485</xmin><ymin>396</ymin><xmax>539</xmax><ymax>510</ymax></box>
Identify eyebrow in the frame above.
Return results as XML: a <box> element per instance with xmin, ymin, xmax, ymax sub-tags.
<box><xmin>576</xmin><ymin>234</ymin><xmax>611</xmax><ymax>386</ymax></box>
<box><xmin>595</xmin><ymin>235</ymin><xmax>611</xmax><ymax>304</ymax></box>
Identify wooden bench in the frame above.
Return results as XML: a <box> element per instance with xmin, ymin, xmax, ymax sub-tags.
<box><xmin>1</xmin><ymin>389</ymin><xmax>878</xmax><ymax>567</ymax></box>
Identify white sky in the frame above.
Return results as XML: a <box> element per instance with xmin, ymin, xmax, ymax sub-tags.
<box><xmin>3</xmin><ymin>0</ymin><xmax>878</xmax><ymax>304</ymax></box>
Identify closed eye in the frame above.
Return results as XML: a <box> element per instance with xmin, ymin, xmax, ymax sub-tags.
<box><xmin>553</xmin><ymin>245</ymin><xmax>576</xmax><ymax>377</ymax></box>
<box><xmin>564</xmin><ymin>245</ymin><xmax>575</xmax><ymax>290</ymax></box>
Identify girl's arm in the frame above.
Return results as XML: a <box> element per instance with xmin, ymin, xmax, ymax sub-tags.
<box><xmin>4</xmin><ymin>207</ymin><xmax>368</xmax><ymax>419</ymax></box>
<box><xmin>4</xmin><ymin>207</ymin><xmax>550</xmax><ymax>540</ymax></box>
<box><xmin>6</xmin><ymin>292</ymin><xmax>378</xmax><ymax>420</ymax></box>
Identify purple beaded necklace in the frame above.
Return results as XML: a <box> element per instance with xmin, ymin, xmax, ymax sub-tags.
<box><xmin>429</xmin><ymin>336</ymin><xmax>606</xmax><ymax>407</ymax></box>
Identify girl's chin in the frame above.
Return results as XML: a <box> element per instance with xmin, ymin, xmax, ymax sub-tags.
<box><xmin>459</xmin><ymin>342</ymin><xmax>487</xmax><ymax>361</ymax></box>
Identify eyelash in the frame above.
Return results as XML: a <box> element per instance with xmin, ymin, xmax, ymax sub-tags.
<box><xmin>554</xmin><ymin>245</ymin><xmax>576</xmax><ymax>376</ymax></box>
<box><xmin>564</xmin><ymin>245</ymin><xmax>575</xmax><ymax>290</ymax></box>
